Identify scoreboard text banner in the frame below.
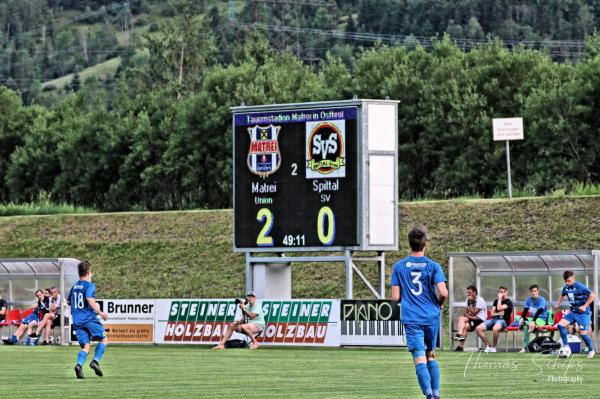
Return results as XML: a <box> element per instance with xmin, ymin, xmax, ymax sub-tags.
<box><xmin>340</xmin><ymin>300</ymin><xmax>400</xmax><ymax>321</ymax></box>
<box><xmin>233</xmin><ymin>107</ymin><xmax>359</xmax><ymax>250</ymax></box>
<box><xmin>258</xmin><ymin>300</ymin><xmax>339</xmax><ymax>345</ymax></box>
<box><xmin>339</xmin><ymin>300</ymin><xmax>405</xmax><ymax>346</ymax></box>
<box><xmin>154</xmin><ymin>299</ymin><xmax>340</xmax><ymax>346</ymax></box>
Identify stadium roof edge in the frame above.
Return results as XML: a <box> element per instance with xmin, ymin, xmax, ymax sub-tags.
<box><xmin>447</xmin><ymin>250</ymin><xmax>593</xmax><ymax>257</ymax></box>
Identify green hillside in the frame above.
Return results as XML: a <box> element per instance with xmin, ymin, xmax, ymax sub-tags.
<box><xmin>0</xmin><ymin>196</ymin><xmax>598</xmax><ymax>299</ymax></box>
<box><xmin>41</xmin><ymin>57</ymin><xmax>122</xmax><ymax>90</ymax></box>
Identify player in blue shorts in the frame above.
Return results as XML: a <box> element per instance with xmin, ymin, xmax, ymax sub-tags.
<box><xmin>68</xmin><ymin>260</ymin><xmax>109</xmax><ymax>378</ymax></box>
<box><xmin>392</xmin><ymin>226</ymin><xmax>448</xmax><ymax>399</ymax></box>
<box><xmin>554</xmin><ymin>270</ymin><xmax>596</xmax><ymax>359</ymax></box>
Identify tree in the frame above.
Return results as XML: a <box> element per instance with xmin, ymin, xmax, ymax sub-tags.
<box><xmin>5</xmin><ymin>102</ymin><xmax>54</xmax><ymax>203</ymax></box>
<box><xmin>466</xmin><ymin>16</ymin><xmax>484</xmax><ymax>39</ymax></box>
<box><xmin>71</xmin><ymin>71</ymin><xmax>81</xmax><ymax>92</ymax></box>
<box><xmin>0</xmin><ymin>87</ymin><xmax>28</xmax><ymax>201</ymax></box>
<box><xmin>143</xmin><ymin>0</ymin><xmax>216</xmax><ymax>98</ymax></box>
<box><xmin>446</xmin><ymin>19</ymin><xmax>464</xmax><ymax>38</ymax></box>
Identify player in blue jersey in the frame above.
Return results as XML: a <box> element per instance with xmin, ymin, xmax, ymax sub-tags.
<box><xmin>554</xmin><ymin>270</ymin><xmax>596</xmax><ymax>359</ymax></box>
<box><xmin>518</xmin><ymin>284</ymin><xmax>548</xmax><ymax>352</ymax></box>
<box><xmin>392</xmin><ymin>226</ymin><xmax>448</xmax><ymax>399</ymax></box>
<box><xmin>68</xmin><ymin>260</ymin><xmax>109</xmax><ymax>378</ymax></box>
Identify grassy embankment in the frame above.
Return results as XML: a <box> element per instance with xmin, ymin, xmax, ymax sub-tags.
<box><xmin>0</xmin><ymin>197</ymin><xmax>598</xmax><ymax>299</ymax></box>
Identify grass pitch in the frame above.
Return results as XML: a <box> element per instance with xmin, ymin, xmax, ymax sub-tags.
<box><xmin>1</xmin><ymin>345</ymin><xmax>599</xmax><ymax>398</ymax></box>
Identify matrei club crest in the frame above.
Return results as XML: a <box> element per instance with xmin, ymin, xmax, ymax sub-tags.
<box><xmin>247</xmin><ymin>125</ymin><xmax>282</xmax><ymax>178</ymax></box>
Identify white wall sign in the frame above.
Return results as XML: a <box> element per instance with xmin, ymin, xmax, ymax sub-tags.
<box><xmin>71</xmin><ymin>299</ymin><xmax>156</xmax><ymax>344</ymax></box>
<box><xmin>493</xmin><ymin>117</ymin><xmax>524</xmax><ymax>141</ymax></box>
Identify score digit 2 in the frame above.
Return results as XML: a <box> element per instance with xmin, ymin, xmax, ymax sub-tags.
<box><xmin>256</xmin><ymin>208</ymin><xmax>274</xmax><ymax>246</ymax></box>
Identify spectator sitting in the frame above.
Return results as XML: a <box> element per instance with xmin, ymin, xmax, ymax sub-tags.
<box><xmin>518</xmin><ymin>284</ymin><xmax>548</xmax><ymax>353</ymax></box>
<box><xmin>453</xmin><ymin>285</ymin><xmax>487</xmax><ymax>351</ymax></box>
<box><xmin>2</xmin><ymin>290</ymin><xmax>49</xmax><ymax>345</ymax></box>
<box><xmin>40</xmin><ymin>288</ymin><xmax>51</xmax><ymax>321</ymax></box>
<box><xmin>30</xmin><ymin>286</ymin><xmax>63</xmax><ymax>345</ymax></box>
<box><xmin>476</xmin><ymin>286</ymin><xmax>514</xmax><ymax>353</ymax></box>
<box><xmin>213</xmin><ymin>291</ymin><xmax>265</xmax><ymax>350</ymax></box>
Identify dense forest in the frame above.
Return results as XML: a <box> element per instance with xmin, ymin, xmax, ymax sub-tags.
<box><xmin>1</xmin><ymin>0</ymin><xmax>600</xmax><ymax>210</ymax></box>
<box><xmin>3</xmin><ymin>0</ymin><xmax>600</xmax><ymax>100</ymax></box>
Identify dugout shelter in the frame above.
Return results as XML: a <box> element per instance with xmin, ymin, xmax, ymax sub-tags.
<box><xmin>447</xmin><ymin>251</ymin><xmax>600</xmax><ymax>350</ymax></box>
<box><xmin>0</xmin><ymin>258</ymin><xmax>80</xmax><ymax>344</ymax></box>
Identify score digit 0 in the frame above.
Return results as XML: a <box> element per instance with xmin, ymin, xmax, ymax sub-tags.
<box><xmin>317</xmin><ymin>206</ymin><xmax>335</xmax><ymax>245</ymax></box>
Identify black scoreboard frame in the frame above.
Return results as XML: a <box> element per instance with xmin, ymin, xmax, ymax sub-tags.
<box><xmin>232</xmin><ymin>99</ymin><xmax>398</xmax><ymax>253</ymax></box>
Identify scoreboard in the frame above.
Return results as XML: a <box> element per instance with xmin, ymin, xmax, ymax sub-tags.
<box><xmin>233</xmin><ymin>100</ymin><xmax>398</xmax><ymax>252</ymax></box>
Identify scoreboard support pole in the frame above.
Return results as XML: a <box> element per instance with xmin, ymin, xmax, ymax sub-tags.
<box><xmin>348</xmin><ymin>252</ymin><xmax>386</xmax><ymax>300</ymax></box>
<box><xmin>345</xmin><ymin>251</ymin><xmax>353</xmax><ymax>299</ymax></box>
<box><xmin>245</xmin><ymin>254</ymin><xmax>252</xmax><ymax>294</ymax></box>
<box><xmin>246</xmin><ymin>252</ymin><xmax>387</xmax><ymax>300</ymax></box>
<box><xmin>246</xmin><ymin>253</ymin><xmax>293</xmax><ymax>299</ymax></box>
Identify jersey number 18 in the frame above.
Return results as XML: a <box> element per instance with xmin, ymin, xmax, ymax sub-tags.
<box><xmin>72</xmin><ymin>292</ymin><xmax>84</xmax><ymax>309</ymax></box>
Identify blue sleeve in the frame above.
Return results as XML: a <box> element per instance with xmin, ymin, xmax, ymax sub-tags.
<box><xmin>576</xmin><ymin>282</ymin><xmax>591</xmax><ymax>295</ymax></box>
<box><xmin>84</xmin><ymin>283</ymin><xmax>96</xmax><ymax>300</ymax></box>
<box><xmin>561</xmin><ymin>285</ymin><xmax>567</xmax><ymax>296</ymax></box>
<box><xmin>432</xmin><ymin>262</ymin><xmax>446</xmax><ymax>284</ymax></box>
<box><xmin>524</xmin><ymin>297</ymin><xmax>532</xmax><ymax>308</ymax></box>
<box><xmin>391</xmin><ymin>265</ymin><xmax>400</xmax><ymax>287</ymax></box>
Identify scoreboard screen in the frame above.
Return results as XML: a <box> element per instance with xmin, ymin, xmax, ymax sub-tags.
<box><xmin>233</xmin><ymin>106</ymin><xmax>359</xmax><ymax>251</ymax></box>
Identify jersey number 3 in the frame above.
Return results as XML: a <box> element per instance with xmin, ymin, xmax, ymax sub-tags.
<box><xmin>410</xmin><ymin>271</ymin><xmax>423</xmax><ymax>296</ymax></box>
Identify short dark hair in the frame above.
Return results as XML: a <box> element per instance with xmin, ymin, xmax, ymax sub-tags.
<box><xmin>499</xmin><ymin>286</ymin><xmax>508</xmax><ymax>292</ymax></box>
<box><xmin>35</xmin><ymin>289</ymin><xmax>42</xmax><ymax>295</ymax></box>
<box><xmin>563</xmin><ymin>270</ymin><xmax>574</xmax><ymax>281</ymax></box>
<box><xmin>78</xmin><ymin>260</ymin><xmax>92</xmax><ymax>277</ymax></box>
<box><xmin>529</xmin><ymin>284</ymin><xmax>539</xmax><ymax>291</ymax></box>
<box><xmin>408</xmin><ymin>226</ymin><xmax>428</xmax><ymax>251</ymax></box>
<box><xmin>466</xmin><ymin>285</ymin><xmax>477</xmax><ymax>295</ymax></box>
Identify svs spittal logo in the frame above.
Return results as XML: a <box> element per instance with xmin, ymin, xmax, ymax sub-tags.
<box><xmin>306</xmin><ymin>120</ymin><xmax>346</xmax><ymax>178</ymax></box>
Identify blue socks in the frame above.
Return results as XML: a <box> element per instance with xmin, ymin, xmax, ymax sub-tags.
<box><xmin>75</xmin><ymin>344</ymin><xmax>106</xmax><ymax>368</ymax></box>
<box><xmin>581</xmin><ymin>334</ymin><xmax>594</xmax><ymax>351</ymax></box>
<box><xmin>10</xmin><ymin>335</ymin><xmax>17</xmax><ymax>343</ymax></box>
<box><xmin>557</xmin><ymin>323</ymin><xmax>594</xmax><ymax>351</ymax></box>
<box><xmin>77</xmin><ymin>350</ymin><xmax>88</xmax><ymax>366</ymax></box>
<box><xmin>558</xmin><ymin>324</ymin><xmax>569</xmax><ymax>346</ymax></box>
<box><xmin>94</xmin><ymin>343</ymin><xmax>107</xmax><ymax>362</ymax></box>
<box><xmin>427</xmin><ymin>360</ymin><xmax>441</xmax><ymax>397</ymax></box>
<box><xmin>415</xmin><ymin>363</ymin><xmax>432</xmax><ymax>396</ymax></box>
